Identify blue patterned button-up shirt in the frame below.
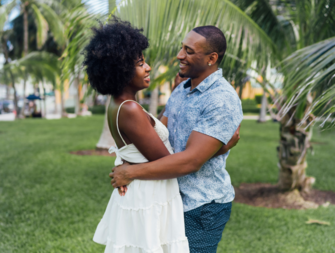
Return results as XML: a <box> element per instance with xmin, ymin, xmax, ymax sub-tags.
<box><xmin>163</xmin><ymin>69</ymin><xmax>243</xmax><ymax>212</ymax></box>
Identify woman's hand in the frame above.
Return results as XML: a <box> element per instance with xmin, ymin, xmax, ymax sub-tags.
<box><xmin>117</xmin><ymin>185</ymin><xmax>128</xmax><ymax>196</ymax></box>
<box><xmin>110</xmin><ymin>162</ymin><xmax>134</xmax><ymax>189</ymax></box>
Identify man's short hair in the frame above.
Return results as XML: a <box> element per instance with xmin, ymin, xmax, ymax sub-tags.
<box><xmin>192</xmin><ymin>26</ymin><xmax>226</xmax><ymax>65</ymax></box>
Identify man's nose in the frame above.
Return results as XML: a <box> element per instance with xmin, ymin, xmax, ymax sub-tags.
<box><xmin>177</xmin><ymin>49</ymin><xmax>185</xmax><ymax>60</ymax></box>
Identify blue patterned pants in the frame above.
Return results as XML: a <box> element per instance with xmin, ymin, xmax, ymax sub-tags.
<box><xmin>184</xmin><ymin>201</ymin><xmax>232</xmax><ymax>253</ymax></box>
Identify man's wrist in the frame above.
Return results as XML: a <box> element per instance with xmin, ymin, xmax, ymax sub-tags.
<box><xmin>126</xmin><ymin>163</ymin><xmax>140</xmax><ymax>180</ymax></box>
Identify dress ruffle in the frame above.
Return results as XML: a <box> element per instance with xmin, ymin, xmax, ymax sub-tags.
<box><xmin>104</xmin><ymin>238</ymin><xmax>189</xmax><ymax>253</ymax></box>
<box><xmin>93</xmin><ymin>179</ymin><xmax>189</xmax><ymax>253</ymax></box>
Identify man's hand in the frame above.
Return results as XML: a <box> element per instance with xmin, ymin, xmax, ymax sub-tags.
<box><xmin>227</xmin><ymin>124</ymin><xmax>240</xmax><ymax>149</ymax></box>
<box><xmin>213</xmin><ymin>125</ymin><xmax>240</xmax><ymax>157</ymax></box>
<box><xmin>109</xmin><ymin>162</ymin><xmax>134</xmax><ymax>189</ymax></box>
<box><xmin>173</xmin><ymin>73</ymin><xmax>188</xmax><ymax>91</ymax></box>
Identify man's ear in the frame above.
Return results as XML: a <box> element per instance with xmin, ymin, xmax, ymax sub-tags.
<box><xmin>208</xmin><ymin>52</ymin><xmax>219</xmax><ymax>66</ymax></box>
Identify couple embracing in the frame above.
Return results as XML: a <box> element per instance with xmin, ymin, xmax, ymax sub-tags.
<box><xmin>83</xmin><ymin>17</ymin><xmax>243</xmax><ymax>253</ymax></box>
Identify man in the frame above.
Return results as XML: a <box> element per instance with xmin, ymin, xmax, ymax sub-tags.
<box><xmin>110</xmin><ymin>26</ymin><xmax>243</xmax><ymax>253</ymax></box>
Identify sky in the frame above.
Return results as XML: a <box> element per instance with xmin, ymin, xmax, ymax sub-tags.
<box><xmin>85</xmin><ymin>0</ymin><xmax>109</xmax><ymax>15</ymax></box>
<box><xmin>2</xmin><ymin>0</ymin><xmax>115</xmax><ymax>30</ymax></box>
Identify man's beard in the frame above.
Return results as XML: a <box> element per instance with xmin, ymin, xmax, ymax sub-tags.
<box><xmin>179</xmin><ymin>71</ymin><xmax>186</xmax><ymax>78</ymax></box>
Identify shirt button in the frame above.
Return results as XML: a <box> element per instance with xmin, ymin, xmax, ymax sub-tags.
<box><xmin>174</xmin><ymin>129</ymin><xmax>176</xmax><ymax>133</ymax></box>
<box><xmin>187</xmin><ymin>95</ymin><xmax>190</xmax><ymax>97</ymax></box>
<box><xmin>178</xmin><ymin>111</ymin><xmax>180</xmax><ymax>114</ymax></box>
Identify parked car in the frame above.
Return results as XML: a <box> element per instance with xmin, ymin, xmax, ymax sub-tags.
<box><xmin>0</xmin><ymin>100</ymin><xmax>15</xmax><ymax>114</ymax></box>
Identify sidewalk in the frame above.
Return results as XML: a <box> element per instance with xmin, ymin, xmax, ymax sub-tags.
<box><xmin>0</xmin><ymin>113</ymin><xmax>15</xmax><ymax>121</ymax></box>
<box><xmin>243</xmin><ymin>115</ymin><xmax>272</xmax><ymax>120</ymax></box>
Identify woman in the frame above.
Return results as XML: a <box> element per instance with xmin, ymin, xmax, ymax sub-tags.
<box><xmin>83</xmin><ymin>17</ymin><xmax>189</xmax><ymax>253</ymax></box>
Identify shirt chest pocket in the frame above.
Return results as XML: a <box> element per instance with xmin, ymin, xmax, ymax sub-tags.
<box><xmin>180</xmin><ymin>103</ymin><xmax>201</xmax><ymax>129</ymax></box>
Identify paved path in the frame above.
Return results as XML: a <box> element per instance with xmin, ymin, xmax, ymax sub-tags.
<box><xmin>243</xmin><ymin>115</ymin><xmax>272</xmax><ymax>121</ymax></box>
<box><xmin>0</xmin><ymin>113</ymin><xmax>15</xmax><ymax>121</ymax></box>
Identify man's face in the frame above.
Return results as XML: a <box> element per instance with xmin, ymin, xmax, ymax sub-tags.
<box><xmin>177</xmin><ymin>31</ymin><xmax>209</xmax><ymax>79</ymax></box>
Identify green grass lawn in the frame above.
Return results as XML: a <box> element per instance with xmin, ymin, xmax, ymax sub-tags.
<box><xmin>0</xmin><ymin>116</ymin><xmax>334</xmax><ymax>253</ymax></box>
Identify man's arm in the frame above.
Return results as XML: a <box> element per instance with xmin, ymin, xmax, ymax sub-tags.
<box><xmin>110</xmin><ymin>131</ymin><xmax>223</xmax><ymax>187</ymax></box>
<box><xmin>213</xmin><ymin>125</ymin><xmax>240</xmax><ymax>157</ymax></box>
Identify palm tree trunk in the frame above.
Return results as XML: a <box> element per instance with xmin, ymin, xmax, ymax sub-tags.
<box><xmin>74</xmin><ymin>73</ymin><xmax>81</xmax><ymax>115</ymax></box>
<box><xmin>2</xmin><ymin>36</ymin><xmax>11</xmax><ymax>100</ymax></box>
<box><xmin>23</xmin><ymin>3</ymin><xmax>28</xmax><ymax>56</ymax></box>
<box><xmin>42</xmin><ymin>81</ymin><xmax>47</xmax><ymax>118</ymax></box>
<box><xmin>20</xmin><ymin>72</ymin><xmax>27</xmax><ymax>118</ymax></box>
<box><xmin>96</xmin><ymin>95</ymin><xmax>116</xmax><ymax>150</ymax></box>
<box><xmin>258</xmin><ymin>90</ymin><xmax>267</xmax><ymax>122</ymax></box>
<box><xmin>8</xmin><ymin>70</ymin><xmax>19</xmax><ymax>119</ymax></box>
<box><xmin>60</xmin><ymin>86</ymin><xmax>66</xmax><ymax>117</ymax></box>
<box><xmin>277</xmin><ymin>113</ymin><xmax>316</xmax><ymax>192</ymax></box>
<box><xmin>149</xmin><ymin>87</ymin><xmax>158</xmax><ymax>117</ymax></box>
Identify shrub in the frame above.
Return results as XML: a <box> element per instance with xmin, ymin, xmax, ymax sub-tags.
<box><xmin>65</xmin><ymin>107</ymin><xmax>75</xmax><ymax>114</ymax></box>
<box><xmin>255</xmin><ymin>95</ymin><xmax>262</xmax><ymax>104</ymax></box>
<box><xmin>242</xmin><ymin>99</ymin><xmax>260</xmax><ymax>114</ymax></box>
<box><xmin>89</xmin><ymin>105</ymin><xmax>105</xmax><ymax>114</ymax></box>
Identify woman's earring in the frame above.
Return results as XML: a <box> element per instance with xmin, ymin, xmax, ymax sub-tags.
<box><xmin>208</xmin><ymin>63</ymin><xmax>211</xmax><ymax>66</ymax></box>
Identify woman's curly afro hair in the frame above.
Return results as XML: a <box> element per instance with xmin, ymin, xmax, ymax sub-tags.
<box><xmin>83</xmin><ymin>17</ymin><xmax>149</xmax><ymax>97</ymax></box>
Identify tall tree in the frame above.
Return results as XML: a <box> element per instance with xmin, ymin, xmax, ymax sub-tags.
<box><xmin>257</xmin><ymin>0</ymin><xmax>335</xmax><ymax>192</ymax></box>
<box><xmin>0</xmin><ymin>1</ymin><xmax>18</xmax><ymax>117</ymax></box>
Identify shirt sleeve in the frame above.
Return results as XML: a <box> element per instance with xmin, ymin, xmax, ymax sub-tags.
<box><xmin>193</xmin><ymin>91</ymin><xmax>243</xmax><ymax>145</ymax></box>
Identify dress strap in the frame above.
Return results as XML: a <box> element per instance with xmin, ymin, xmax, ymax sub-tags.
<box><xmin>116</xmin><ymin>100</ymin><xmax>145</xmax><ymax>146</ymax></box>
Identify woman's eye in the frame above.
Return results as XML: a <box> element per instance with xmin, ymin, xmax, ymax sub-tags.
<box><xmin>140</xmin><ymin>63</ymin><xmax>144</xmax><ymax>66</ymax></box>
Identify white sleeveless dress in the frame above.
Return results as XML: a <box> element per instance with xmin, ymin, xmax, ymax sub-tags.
<box><xmin>93</xmin><ymin>100</ymin><xmax>189</xmax><ymax>253</ymax></box>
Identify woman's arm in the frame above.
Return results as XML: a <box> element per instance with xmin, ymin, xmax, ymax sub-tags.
<box><xmin>118</xmin><ymin>101</ymin><xmax>171</xmax><ymax>161</ymax></box>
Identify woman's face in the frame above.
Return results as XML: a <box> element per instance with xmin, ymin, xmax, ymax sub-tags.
<box><xmin>129</xmin><ymin>54</ymin><xmax>151</xmax><ymax>90</ymax></box>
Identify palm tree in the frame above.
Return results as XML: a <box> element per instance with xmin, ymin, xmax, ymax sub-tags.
<box><xmin>1</xmin><ymin>1</ymin><xmax>19</xmax><ymax>117</ymax></box>
<box><xmin>0</xmin><ymin>51</ymin><xmax>59</xmax><ymax>117</ymax></box>
<box><xmin>60</xmin><ymin>3</ymin><xmax>116</xmax><ymax>149</ymax></box>
<box><xmin>17</xmin><ymin>0</ymin><xmax>64</xmax><ymax>117</ymax></box>
<box><xmin>253</xmin><ymin>0</ymin><xmax>335</xmax><ymax>192</ymax></box>
<box><xmin>274</xmin><ymin>37</ymin><xmax>335</xmax><ymax>191</ymax></box>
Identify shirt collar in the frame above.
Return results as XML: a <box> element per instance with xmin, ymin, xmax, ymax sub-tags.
<box><xmin>183</xmin><ymin>68</ymin><xmax>223</xmax><ymax>93</ymax></box>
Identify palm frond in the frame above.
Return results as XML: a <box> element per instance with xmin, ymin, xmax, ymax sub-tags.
<box><xmin>113</xmin><ymin>0</ymin><xmax>276</xmax><ymax>86</ymax></box>
<box><xmin>61</xmin><ymin>4</ymin><xmax>99</xmax><ymax>83</ymax></box>
<box><xmin>31</xmin><ymin>3</ymin><xmax>49</xmax><ymax>49</ymax></box>
<box><xmin>0</xmin><ymin>0</ymin><xmax>16</xmax><ymax>32</ymax></box>
<box><xmin>280</xmin><ymin>37</ymin><xmax>335</xmax><ymax>126</ymax></box>
<box><xmin>36</xmin><ymin>2</ymin><xmax>66</xmax><ymax>47</ymax></box>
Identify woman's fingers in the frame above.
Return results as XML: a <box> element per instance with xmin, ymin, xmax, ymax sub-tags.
<box><xmin>118</xmin><ymin>187</ymin><xmax>123</xmax><ymax>196</ymax></box>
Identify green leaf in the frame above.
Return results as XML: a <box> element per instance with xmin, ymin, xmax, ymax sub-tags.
<box><xmin>0</xmin><ymin>0</ymin><xmax>16</xmax><ymax>32</ymax></box>
<box><xmin>31</xmin><ymin>3</ymin><xmax>49</xmax><ymax>49</ymax></box>
<box><xmin>36</xmin><ymin>2</ymin><xmax>66</xmax><ymax>47</ymax></box>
